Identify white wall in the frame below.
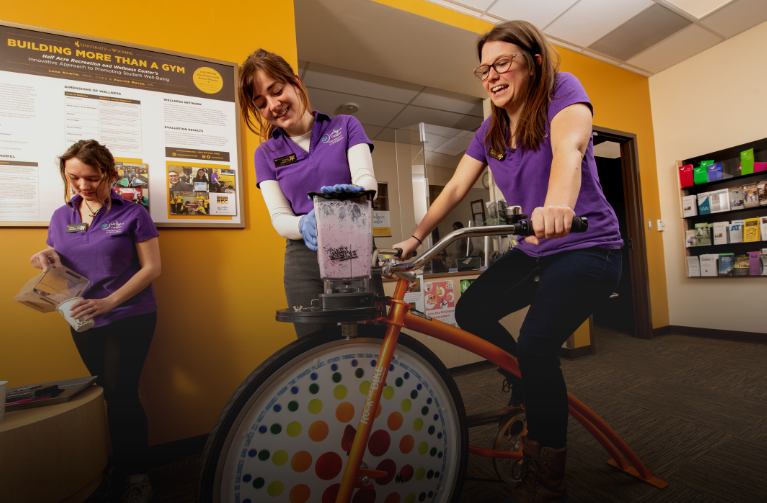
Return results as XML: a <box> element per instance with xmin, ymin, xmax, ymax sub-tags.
<box><xmin>650</xmin><ymin>21</ymin><xmax>767</xmax><ymax>333</ymax></box>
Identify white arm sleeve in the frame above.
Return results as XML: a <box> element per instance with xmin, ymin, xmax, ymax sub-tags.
<box><xmin>348</xmin><ymin>143</ymin><xmax>378</xmax><ymax>195</ymax></box>
<box><xmin>260</xmin><ymin>180</ymin><xmax>303</xmax><ymax>240</ymax></box>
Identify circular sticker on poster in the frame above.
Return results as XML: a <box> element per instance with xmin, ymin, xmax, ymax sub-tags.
<box><xmin>193</xmin><ymin>67</ymin><xmax>224</xmax><ymax>94</ymax></box>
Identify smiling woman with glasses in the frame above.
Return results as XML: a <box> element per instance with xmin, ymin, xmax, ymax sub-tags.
<box><xmin>394</xmin><ymin>20</ymin><xmax>623</xmax><ymax>503</ymax></box>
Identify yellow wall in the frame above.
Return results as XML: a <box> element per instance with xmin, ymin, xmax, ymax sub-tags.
<box><xmin>375</xmin><ymin>0</ymin><xmax>669</xmax><ymax>331</ymax></box>
<box><xmin>0</xmin><ymin>1</ymin><xmax>299</xmax><ymax>445</ymax></box>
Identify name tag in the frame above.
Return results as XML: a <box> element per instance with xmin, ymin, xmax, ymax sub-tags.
<box><xmin>489</xmin><ymin>149</ymin><xmax>506</xmax><ymax>161</ymax></box>
<box><xmin>274</xmin><ymin>154</ymin><xmax>297</xmax><ymax>167</ymax></box>
<box><xmin>66</xmin><ymin>223</ymin><xmax>87</xmax><ymax>233</ymax></box>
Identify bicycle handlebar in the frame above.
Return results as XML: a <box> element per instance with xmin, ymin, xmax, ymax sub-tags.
<box><xmin>380</xmin><ymin>217</ymin><xmax>588</xmax><ymax>273</ymax></box>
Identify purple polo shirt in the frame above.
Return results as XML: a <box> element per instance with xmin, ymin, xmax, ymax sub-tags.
<box><xmin>255</xmin><ymin>111</ymin><xmax>373</xmax><ymax>215</ymax></box>
<box><xmin>47</xmin><ymin>190</ymin><xmax>159</xmax><ymax>327</ymax></box>
<box><xmin>466</xmin><ymin>72</ymin><xmax>623</xmax><ymax>257</ymax></box>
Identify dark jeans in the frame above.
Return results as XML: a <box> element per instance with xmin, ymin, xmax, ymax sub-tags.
<box><xmin>284</xmin><ymin>238</ymin><xmax>384</xmax><ymax>338</ymax></box>
<box><xmin>455</xmin><ymin>247</ymin><xmax>621</xmax><ymax>449</ymax></box>
<box><xmin>71</xmin><ymin>311</ymin><xmax>156</xmax><ymax>473</ymax></box>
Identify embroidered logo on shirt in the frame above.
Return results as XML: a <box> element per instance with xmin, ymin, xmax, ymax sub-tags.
<box><xmin>323</xmin><ymin>127</ymin><xmax>344</xmax><ymax>146</ymax></box>
<box><xmin>101</xmin><ymin>221</ymin><xmax>125</xmax><ymax>234</ymax></box>
<box><xmin>274</xmin><ymin>154</ymin><xmax>298</xmax><ymax>167</ymax></box>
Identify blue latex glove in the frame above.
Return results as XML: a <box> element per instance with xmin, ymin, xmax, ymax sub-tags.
<box><xmin>321</xmin><ymin>184</ymin><xmax>365</xmax><ymax>194</ymax></box>
<box><xmin>299</xmin><ymin>209</ymin><xmax>317</xmax><ymax>251</ymax></box>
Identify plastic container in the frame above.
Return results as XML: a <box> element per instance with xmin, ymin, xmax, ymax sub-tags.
<box><xmin>310</xmin><ymin>190</ymin><xmax>375</xmax><ymax>294</ymax></box>
<box><xmin>14</xmin><ymin>265</ymin><xmax>91</xmax><ymax>314</ymax></box>
<box><xmin>56</xmin><ymin>297</ymin><xmax>95</xmax><ymax>332</ymax></box>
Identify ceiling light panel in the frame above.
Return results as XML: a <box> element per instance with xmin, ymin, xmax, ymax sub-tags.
<box><xmin>665</xmin><ymin>0</ymin><xmax>734</xmax><ymax>19</ymax></box>
<box><xmin>411</xmin><ymin>88</ymin><xmax>485</xmax><ymax>116</ymax></box>
<box><xmin>700</xmin><ymin>0</ymin><xmax>767</xmax><ymax>39</ymax></box>
<box><xmin>544</xmin><ymin>0</ymin><xmax>654</xmax><ymax>48</ymax></box>
<box><xmin>488</xmin><ymin>0</ymin><xmax>580</xmax><ymax>29</ymax></box>
<box><xmin>307</xmin><ymin>88</ymin><xmax>407</xmax><ymax>126</ymax></box>
<box><xmin>302</xmin><ymin>62</ymin><xmax>423</xmax><ymax>104</ymax></box>
<box><xmin>360</xmin><ymin>124</ymin><xmax>384</xmax><ymax>139</ymax></box>
<box><xmin>626</xmin><ymin>24</ymin><xmax>721</xmax><ymax>74</ymax></box>
<box><xmin>588</xmin><ymin>3</ymin><xmax>692</xmax><ymax>61</ymax></box>
<box><xmin>375</xmin><ymin>128</ymin><xmax>397</xmax><ymax>143</ymax></box>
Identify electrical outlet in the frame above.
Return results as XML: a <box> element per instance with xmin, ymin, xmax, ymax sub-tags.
<box><xmin>657</xmin><ymin>219</ymin><xmax>665</xmax><ymax>231</ymax></box>
<box><xmin>647</xmin><ymin>219</ymin><xmax>652</xmax><ymax>230</ymax></box>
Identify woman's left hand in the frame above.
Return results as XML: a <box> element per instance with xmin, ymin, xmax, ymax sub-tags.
<box><xmin>525</xmin><ymin>206</ymin><xmax>576</xmax><ymax>245</ymax></box>
<box><xmin>69</xmin><ymin>297</ymin><xmax>117</xmax><ymax>321</ymax></box>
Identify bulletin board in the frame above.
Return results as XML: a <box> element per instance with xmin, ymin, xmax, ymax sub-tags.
<box><xmin>0</xmin><ymin>21</ymin><xmax>244</xmax><ymax>228</ymax></box>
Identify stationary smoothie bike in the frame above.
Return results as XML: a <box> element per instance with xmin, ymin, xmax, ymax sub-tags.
<box><xmin>198</xmin><ymin>191</ymin><xmax>666</xmax><ymax>503</ymax></box>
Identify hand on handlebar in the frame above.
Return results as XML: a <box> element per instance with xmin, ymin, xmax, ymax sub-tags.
<box><xmin>391</xmin><ymin>236</ymin><xmax>420</xmax><ymax>260</ymax></box>
<box><xmin>525</xmin><ymin>206</ymin><xmax>576</xmax><ymax>245</ymax></box>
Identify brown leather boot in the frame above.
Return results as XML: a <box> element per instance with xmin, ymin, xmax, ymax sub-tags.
<box><xmin>510</xmin><ymin>437</ymin><xmax>569</xmax><ymax>503</ymax></box>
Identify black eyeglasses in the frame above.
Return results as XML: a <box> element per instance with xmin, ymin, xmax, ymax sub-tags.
<box><xmin>473</xmin><ymin>53</ymin><xmax>517</xmax><ymax>82</ymax></box>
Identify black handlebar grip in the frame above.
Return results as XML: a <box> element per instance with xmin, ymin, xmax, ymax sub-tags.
<box><xmin>393</xmin><ymin>248</ymin><xmax>417</xmax><ymax>259</ymax></box>
<box><xmin>515</xmin><ymin>216</ymin><xmax>589</xmax><ymax>236</ymax></box>
<box><xmin>570</xmin><ymin>217</ymin><xmax>588</xmax><ymax>233</ymax></box>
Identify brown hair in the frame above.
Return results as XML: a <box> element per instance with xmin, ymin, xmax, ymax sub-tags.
<box><xmin>238</xmin><ymin>49</ymin><xmax>312</xmax><ymax>143</ymax></box>
<box><xmin>477</xmin><ymin>20</ymin><xmax>559</xmax><ymax>154</ymax></box>
<box><xmin>59</xmin><ymin>140</ymin><xmax>118</xmax><ymax>211</ymax></box>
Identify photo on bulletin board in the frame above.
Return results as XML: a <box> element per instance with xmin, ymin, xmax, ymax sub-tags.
<box><xmin>114</xmin><ymin>187</ymin><xmax>149</xmax><ymax>212</ymax></box>
<box><xmin>167</xmin><ymin>163</ymin><xmax>235</xmax><ymax>219</ymax></box>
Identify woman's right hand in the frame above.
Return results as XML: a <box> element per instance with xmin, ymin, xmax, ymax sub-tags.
<box><xmin>30</xmin><ymin>248</ymin><xmax>61</xmax><ymax>271</ymax></box>
<box><xmin>392</xmin><ymin>237</ymin><xmax>420</xmax><ymax>260</ymax></box>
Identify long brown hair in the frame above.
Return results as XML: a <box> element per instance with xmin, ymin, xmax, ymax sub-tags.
<box><xmin>477</xmin><ymin>21</ymin><xmax>559</xmax><ymax>154</ymax></box>
<box><xmin>59</xmin><ymin>140</ymin><xmax>117</xmax><ymax>211</ymax></box>
<box><xmin>238</xmin><ymin>49</ymin><xmax>312</xmax><ymax>143</ymax></box>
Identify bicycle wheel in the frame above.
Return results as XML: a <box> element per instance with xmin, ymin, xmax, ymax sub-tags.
<box><xmin>198</xmin><ymin>328</ymin><xmax>468</xmax><ymax>503</ymax></box>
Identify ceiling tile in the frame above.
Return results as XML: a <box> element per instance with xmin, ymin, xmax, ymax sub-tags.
<box><xmin>426</xmin><ymin>151</ymin><xmax>461</xmax><ymax>168</ymax></box>
<box><xmin>665</xmin><ymin>0</ymin><xmax>735</xmax><ymax>19</ymax></box>
<box><xmin>437</xmin><ymin>135</ymin><xmax>474</xmax><ymax>155</ymax></box>
<box><xmin>626</xmin><ymin>24</ymin><xmax>722</xmax><ymax>74</ymax></box>
<box><xmin>388</xmin><ymin>105</ymin><xmax>468</xmax><ymax>130</ymax></box>
<box><xmin>424</xmin><ymin>124</ymin><xmax>463</xmax><ymax>137</ymax></box>
<box><xmin>549</xmin><ymin>38</ymin><xmax>585</xmax><ymax>54</ymax></box>
<box><xmin>700</xmin><ymin>0</ymin><xmax>767</xmax><ymax>39</ymax></box>
<box><xmin>593</xmin><ymin>140</ymin><xmax>622</xmax><ymax>159</ymax></box>
<box><xmin>423</xmin><ymin>132</ymin><xmax>450</xmax><ymax>151</ymax></box>
<box><xmin>488</xmin><ymin>0</ymin><xmax>580</xmax><ymax>29</ymax></box>
<box><xmin>411</xmin><ymin>87</ymin><xmax>484</xmax><ymax>115</ymax></box>
<box><xmin>589</xmin><ymin>3</ymin><xmax>692</xmax><ymax>61</ymax></box>
<box><xmin>360</xmin><ymin>124</ymin><xmax>384</xmax><ymax>139</ymax></box>
<box><xmin>452</xmin><ymin>114</ymin><xmax>484</xmax><ymax>131</ymax></box>
<box><xmin>302</xmin><ymin>62</ymin><xmax>423</xmax><ymax>103</ymax></box>
<box><xmin>375</xmin><ymin>128</ymin><xmax>397</xmax><ymax>143</ymax></box>
<box><xmin>544</xmin><ymin>0</ymin><xmax>654</xmax><ymax>48</ymax></box>
<box><xmin>451</xmin><ymin>0</ymin><xmax>495</xmax><ymax>11</ymax></box>
<box><xmin>307</xmin><ymin>88</ymin><xmax>407</xmax><ymax>127</ymax></box>
<box><xmin>619</xmin><ymin>63</ymin><xmax>653</xmax><ymax>77</ymax></box>
<box><xmin>467</xmin><ymin>101</ymin><xmax>485</xmax><ymax>117</ymax></box>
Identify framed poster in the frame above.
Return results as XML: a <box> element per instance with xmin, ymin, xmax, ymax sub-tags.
<box><xmin>372</xmin><ymin>182</ymin><xmax>391</xmax><ymax>237</ymax></box>
<box><xmin>470</xmin><ymin>198</ymin><xmax>486</xmax><ymax>227</ymax></box>
<box><xmin>0</xmin><ymin>21</ymin><xmax>244</xmax><ymax>227</ymax></box>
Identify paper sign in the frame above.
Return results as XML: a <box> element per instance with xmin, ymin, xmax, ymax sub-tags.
<box><xmin>210</xmin><ymin>193</ymin><xmax>237</xmax><ymax>215</ymax></box>
<box><xmin>424</xmin><ymin>280</ymin><xmax>456</xmax><ymax>327</ymax></box>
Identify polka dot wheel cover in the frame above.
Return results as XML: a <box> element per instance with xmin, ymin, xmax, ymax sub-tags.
<box><xmin>225</xmin><ymin>342</ymin><xmax>458</xmax><ymax>503</ymax></box>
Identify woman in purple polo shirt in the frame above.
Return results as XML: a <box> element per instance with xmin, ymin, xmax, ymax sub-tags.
<box><xmin>30</xmin><ymin>140</ymin><xmax>160</xmax><ymax>502</ymax></box>
<box><xmin>238</xmin><ymin>49</ymin><xmax>379</xmax><ymax>338</ymax></box>
<box><xmin>394</xmin><ymin>21</ymin><xmax>622</xmax><ymax>503</ymax></box>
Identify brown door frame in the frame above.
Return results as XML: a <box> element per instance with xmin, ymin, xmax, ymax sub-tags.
<box><xmin>593</xmin><ymin>126</ymin><xmax>653</xmax><ymax>340</ymax></box>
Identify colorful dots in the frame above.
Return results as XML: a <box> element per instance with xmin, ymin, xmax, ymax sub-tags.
<box><xmin>376</xmin><ymin>459</ymin><xmax>397</xmax><ymax>485</ymax></box>
<box><xmin>267</xmin><ymin>480</ymin><xmax>284</xmax><ymax>497</ymax></box>
<box><xmin>258</xmin><ymin>450</ymin><xmax>270</xmax><ymax>461</ymax></box>
<box><xmin>426</xmin><ymin>398</ymin><xmax>432</xmax><ymax>405</ymax></box>
<box><xmin>308</xmin><ymin>421</ymin><xmax>329</xmax><ymax>442</ymax></box>
<box><xmin>287</xmin><ymin>421</ymin><xmax>302</xmax><ymax>437</ymax></box>
<box><xmin>404</xmin><ymin>372</ymin><xmax>410</xmax><ymax>380</ymax></box>
<box><xmin>417</xmin><ymin>384</ymin><xmax>422</xmax><ymax>390</ymax></box>
<box><xmin>435</xmin><ymin>471</ymin><xmax>440</xmax><ymax>478</ymax></box>
<box><xmin>336</xmin><ymin>402</ymin><xmax>355</xmax><ymax>423</ymax></box>
<box><xmin>291</xmin><ymin>386</ymin><xmax>299</xmax><ymax>394</ymax></box>
<box><xmin>311</xmin><ymin>372</ymin><xmax>318</xmax><ymax>381</ymax></box>
<box><xmin>243</xmin><ymin>474</ymin><xmax>252</xmax><ymax>483</ymax></box>
<box><xmin>438</xmin><ymin>452</ymin><xmax>443</xmax><ymax>459</ymax></box>
<box><xmin>418</xmin><ymin>442</ymin><xmax>428</xmax><ymax>455</ymax></box>
<box><xmin>352</xmin><ymin>359</ymin><xmax>358</xmax><ymax>367</ymax></box>
<box><xmin>334</xmin><ymin>385</ymin><xmax>348</xmax><ymax>400</ymax></box>
<box><xmin>383</xmin><ymin>386</ymin><xmax>395</xmax><ymax>400</ymax></box>
<box><xmin>258</xmin><ymin>425</ymin><xmax>268</xmax><ymax>434</ymax></box>
<box><xmin>273</xmin><ymin>450</ymin><xmax>289</xmax><ymax>466</ymax></box>
<box><xmin>274</xmin><ymin>404</ymin><xmax>282</xmax><ymax>412</ymax></box>
<box><xmin>244</xmin><ymin>499</ymin><xmax>251</xmax><ymax>503</ymax></box>
<box><xmin>437</xmin><ymin>432</ymin><xmax>442</xmax><ymax>439</ymax></box>
<box><xmin>395</xmin><ymin>378</ymin><xmax>403</xmax><ymax>387</ymax></box>
<box><xmin>433</xmin><ymin>414</ymin><xmax>439</xmax><ymax>421</ymax></box>
<box><xmin>419</xmin><ymin>493</ymin><xmax>426</xmax><ymax>502</ymax></box>
<box><xmin>428</xmin><ymin>491</ymin><xmax>434</xmax><ymax>498</ymax></box>
<box><xmin>360</xmin><ymin>381</ymin><xmax>370</xmax><ymax>394</ymax></box>
<box><xmin>400</xmin><ymin>435</ymin><xmax>414</xmax><ymax>454</ymax></box>
<box><xmin>430</xmin><ymin>447</ymin><xmax>437</xmax><ymax>457</ymax></box>
<box><xmin>427</xmin><ymin>469</ymin><xmax>434</xmax><ymax>479</ymax></box>
<box><xmin>390</xmin><ymin>364</ymin><xmax>395</xmax><ymax>371</ymax></box>
<box><xmin>322</xmin><ymin>484</ymin><xmax>341</xmax><ymax>503</ymax></box>
<box><xmin>368</xmin><ymin>429</ymin><xmax>391</xmax><ymax>456</ymax></box>
<box><xmin>270</xmin><ymin>423</ymin><xmax>282</xmax><ymax>434</ymax></box>
<box><xmin>291</xmin><ymin>451</ymin><xmax>312</xmax><ymax>472</ymax></box>
<box><xmin>401</xmin><ymin>399</ymin><xmax>412</xmax><ymax>412</ymax></box>
<box><xmin>421</xmin><ymin>406</ymin><xmax>429</xmax><ymax>416</ymax></box>
<box><xmin>371</xmin><ymin>360</ymin><xmax>377</xmax><ymax>367</ymax></box>
<box><xmin>352</xmin><ymin>488</ymin><xmax>377</xmax><ymax>503</ymax></box>
<box><xmin>415</xmin><ymin>467</ymin><xmax>425</xmax><ymax>481</ymax></box>
<box><xmin>413</xmin><ymin>418</ymin><xmax>423</xmax><ymax>431</ymax></box>
<box><xmin>248</xmin><ymin>449</ymin><xmax>257</xmax><ymax>457</ymax></box>
<box><xmin>428</xmin><ymin>425</ymin><xmax>435</xmax><ymax>435</ymax></box>
<box><xmin>289</xmin><ymin>484</ymin><xmax>311</xmax><ymax>503</ymax></box>
<box><xmin>399</xmin><ymin>465</ymin><xmax>414</xmax><ymax>483</ymax></box>
<box><xmin>288</xmin><ymin>401</ymin><xmax>299</xmax><ymax>412</ymax></box>
<box><xmin>410</xmin><ymin>390</ymin><xmax>418</xmax><ymax>399</ymax></box>
<box><xmin>385</xmin><ymin>493</ymin><xmax>401</xmax><ymax>503</ymax></box>
<box><xmin>253</xmin><ymin>477</ymin><xmax>265</xmax><ymax>489</ymax></box>
<box><xmin>332</xmin><ymin>372</ymin><xmax>342</xmax><ymax>383</ymax></box>
<box><xmin>405</xmin><ymin>494</ymin><xmax>416</xmax><ymax>503</ymax></box>
<box><xmin>331</xmin><ymin>363</ymin><xmax>339</xmax><ymax>371</ymax></box>
<box><xmin>315</xmin><ymin>452</ymin><xmax>343</xmax><ymax>480</ymax></box>
<box><xmin>355</xmin><ymin>368</ymin><xmax>365</xmax><ymax>378</ymax></box>
<box><xmin>309</xmin><ymin>383</ymin><xmax>320</xmax><ymax>394</ymax></box>
<box><xmin>308</xmin><ymin>399</ymin><xmax>323</xmax><ymax>414</ymax></box>
<box><xmin>388</xmin><ymin>411</ymin><xmax>403</xmax><ymax>431</ymax></box>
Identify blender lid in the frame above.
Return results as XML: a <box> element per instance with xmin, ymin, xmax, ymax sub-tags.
<box><xmin>307</xmin><ymin>189</ymin><xmax>376</xmax><ymax>201</ymax></box>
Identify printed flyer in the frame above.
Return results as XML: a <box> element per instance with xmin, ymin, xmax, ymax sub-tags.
<box><xmin>424</xmin><ymin>280</ymin><xmax>456</xmax><ymax>327</ymax></box>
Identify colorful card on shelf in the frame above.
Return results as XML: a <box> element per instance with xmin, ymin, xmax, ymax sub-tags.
<box><xmin>686</xmin><ymin>256</ymin><xmax>700</xmax><ymax>277</ymax></box>
<box><xmin>686</xmin><ymin>230</ymin><xmax>698</xmax><ymax>247</ymax></box>
<box><xmin>699</xmin><ymin>254</ymin><xmax>718</xmax><ymax>276</ymax></box>
<box><xmin>760</xmin><ymin>217</ymin><xmax>767</xmax><ymax>242</ymax></box>
<box><xmin>694</xmin><ymin>223</ymin><xmax>712</xmax><ymax>246</ymax></box>
<box><xmin>693</xmin><ymin>165</ymin><xmax>709</xmax><ymax>185</ymax></box>
<box><xmin>758</xmin><ymin>181</ymin><xmax>767</xmax><ymax>206</ymax></box>
<box><xmin>763</xmin><ymin>253</ymin><xmax>767</xmax><ymax>276</ymax></box>
<box><xmin>728</xmin><ymin>186</ymin><xmax>745</xmax><ymax>210</ymax></box>
<box><xmin>713</xmin><ymin>221</ymin><xmax>729</xmax><ymax>245</ymax></box>
<box><xmin>718</xmin><ymin>253</ymin><xmax>734</xmax><ymax>276</ymax></box>
<box><xmin>743</xmin><ymin>183</ymin><xmax>759</xmax><ymax>208</ymax></box>
<box><xmin>697</xmin><ymin>192</ymin><xmax>711</xmax><ymax>214</ymax></box>
<box><xmin>748</xmin><ymin>251</ymin><xmax>762</xmax><ymax>276</ymax></box>
<box><xmin>740</xmin><ymin>148</ymin><xmax>754</xmax><ymax>175</ymax></box>
<box><xmin>733</xmin><ymin>254</ymin><xmax>750</xmax><ymax>276</ymax></box>
<box><xmin>729</xmin><ymin>220</ymin><xmax>744</xmax><ymax>243</ymax></box>
<box><xmin>707</xmin><ymin>163</ymin><xmax>723</xmax><ymax>182</ymax></box>
<box><xmin>678</xmin><ymin>164</ymin><xmax>694</xmax><ymax>188</ymax></box>
<box><xmin>708</xmin><ymin>189</ymin><xmax>730</xmax><ymax>213</ymax></box>
<box><xmin>743</xmin><ymin>218</ymin><xmax>761</xmax><ymax>242</ymax></box>
<box><xmin>755</xmin><ymin>161</ymin><xmax>767</xmax><ymax>173</ymax></box>
<box><xmin>682</xmin><ymin>195</ymin><xmax>698</xmax><ymax>217</ymax></box>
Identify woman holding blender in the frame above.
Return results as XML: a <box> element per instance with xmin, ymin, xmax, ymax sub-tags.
<box><xmin>30</xmin><ymin>139</ymin><xmax>160</xmax><ymax>503</ymax></box>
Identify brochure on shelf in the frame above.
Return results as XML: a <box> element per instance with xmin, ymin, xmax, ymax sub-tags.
<box><xmin>740</xmin><ymin>148</ymin><xmax>754</xmax><ymax>175</ymax></box>
<box><xmin>748</xmin><ymin>251</ymin><xmax>762</xmax><ymax>276</ymax></box>
<box><xmin>699</xmin><ymin>254</ymin><xmax>718</xmax><ymax>276</ymax></box>
<box><xmin>755</xmin><ymin>162</ymin><xmax>767</xmax><ymax>173</ymax></box>
<box><xmin>718</xmin><ymin>253</ymin><xmax>735</xmax><ymax>276</ymax></box>
<box><xmin>707</xmin><ymin>163</ymin><xmax>723</xmax><ymax>182</ymax></box>
<box><xmin>760</xmin><ymin>217</ymin><xmax>767</xmax><ymax>242</ymax></box>
<box><xmin>743</xmin><ymin>218</ymin><xmax>761</xmax><ymax>242</ymax></box>
<box><xmin>743</xmin><ymin>183</ymin><xmax>760</xmax><ymax>208</ymax></box>
<box><xmin>694</xmin><ymin>223</ymin><xmax>712</xmax><ymax>246</ymax></box>
<box><xmin>733</xmin><ymin>254</ymin><xmax>750</xmax><ymax>276</ymax></box>
<box><xmin>729</xmin><ymin>220</ymin><xmax>745</xmax><ymax>243</ymax></box>
<box><xmin>697</xmin><ymin>192</ymin><xmax>711</xmax><ymax>215</ymax></box>
<box><xmin>728</xmin><ymin>186</ymin><xmax>745</xmax><ymax>210</ymax></box>
<box><xmin>709</xmin><ymin>189</ymin><xmax>730</xmax><ymax>213</ymax></box>
<box><xmin>682</xmin><ymin>195</ymin><xmax>698</xmax><ymax>217</ymax></box>
<box><xmin>693</xmin><ymin>165</ymin><xmax>709</xmax><ymax>185</ymax></box>
<box><xmin>679</xmin><ymin>164</ymin><xmax>694</xmax><ymax>188</ymax></box>
<box><xmin>763</xmin><ymin>252</ymin><xmax>767</xmax><ymax>276</ymax></box>
<box><xmin>713</xmin><ymin>221</ymin><xmax>729</xmax><ymax>245</ymax></box>
<box><xmin>758</xmin><ymin>181</ymin><xmax>767</xmax><ymax>206</ymax></box>
<box><xmin>686</xmin><ymin>256</ymin><xmax>700</xmax><ymax>277</ymax></box>
<box><xmin>686</xmin><ymin>230</ymin><xmax>697</xmax><ymax>247</ymax></box>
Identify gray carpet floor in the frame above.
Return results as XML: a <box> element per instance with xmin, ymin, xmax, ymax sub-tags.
<box><xmin>94</xmin><ymin>327</ymin><xmax>767</xmax><ymax>502</ymax></box>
